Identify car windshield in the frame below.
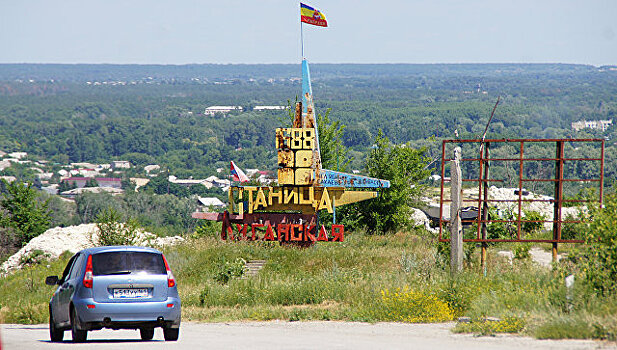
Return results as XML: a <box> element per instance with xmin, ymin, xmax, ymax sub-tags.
<box><xmin>92</xmin><ymin>252</ymin><xmax>166</xmax><ymax>276</ymax></box>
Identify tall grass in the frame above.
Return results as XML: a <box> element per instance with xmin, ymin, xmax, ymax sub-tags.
<box><xmin>1</xmin><ymin>228</ymin><xmax>617</xmax><ymax>341</ymax></box>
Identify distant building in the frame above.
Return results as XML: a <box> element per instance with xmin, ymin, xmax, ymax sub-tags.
<box><xmin>110</xmin><ymin>161</ymin><xmax>131</xmax><ymax>170</ymax></box>
<box><xmin>37</xmin><ymin>172</ymin><xmax>54</xmax><ymax>181</ymax></box>
<box><xmin>71</xmin><ymin>162</ymin><xmax>97</xmax><ymax>169</ymax></box>
<box><xmin>130</xmin><ymin>177</ymin><xmax>150</xmax><ymax>191</ymax></box>
<box><xmin>0</xmin><ymin>160</ymin><xmax>10</xmax><ymax>171</ymax></box>
<box><xmin>63</xmin><ymin>177</ymin><xmax>122</xmax><ymax>189</ymax></box>
<box><xmin>204</xmin><ymin>106</ymin><xmax>243</xmax><ymax>116</ymax></box>
<box><xmin>42</xmin><ymin>184</ymin><xmax>59</xmax><ymax>195</ymax></box>
<box><xmin>196</xmin><ymin>197</ymin><xmax>226</xmax><ymax>211</ymax></box>
<box><xmin>60</xmin><ymin>187</ymin><xmax>124</xmax><ymax>199</ymax></box>
<box><xmin>144</xmin><ymin>164</ymin><xmax>160</xmax><ymax>174</ymax></box>
<box><xmin>253</xmin><ymin>106</ymin><xmax>287</xmax><ymax>111</ymax></box>
<box><xmin>168</xmin><ymin>175</ymin><xmax>203</xmax><ymax>187</ymax></box>
<box><xmin>571</xmin><ymin>119</ymin><xmax>613</xmax><ymax>132</ymax></box>
<box><xmin>8</xmin><ymin>152</ymin><xmax>27</xmax><ymax>159</ymax></box>
<box><xmin>0</xmin><ymin>176</ymin><xmax>16</xmax><ymax>183</ymax></box>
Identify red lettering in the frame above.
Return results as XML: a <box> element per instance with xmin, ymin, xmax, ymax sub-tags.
<box><xmin>263</xmin><ymin>224</ymin><xmax>276</xmax><ymax>241</ymax></box>
<box><xmin>331</xmin><ymin>225</ymin><xmax>344</xmax><ymax>242</ymax></box>
<box><xmin>290</xmin><ymin>224</ymin><xmax>303</xmax><ymax>241</ymax></box>
<box><xmin>317</xmin><ymin>225</ymin><xmax>329</xmax><ymax>241</ymax></box>
<box><xmin>305</xmin><ymin>224</ymin><xmax>316</xmax><ymax>242</ymax></box>
<box><xmin>251</xmin><ymin>223</ymin><xmax>263</xmax><ymax>240</ymax></box>
<box><xmin>223</xmin><ymin>225</ymin><xmax>233</xmax><ymax>240</ymax></box>
<box><xmin>277</xmin><ymin>224</ymin><xmax>290</xmax><ymax>241</ymax></box>
<box><xmin>236</xmin><ymin>224</ymin><xmax>248</xmax><ymax>240</ymax></box>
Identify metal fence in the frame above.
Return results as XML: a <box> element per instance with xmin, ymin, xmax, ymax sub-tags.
<box><xmin>438</xmin><ymin>139</ymin><xmax>604</xmax><ymax>251</ymax></box>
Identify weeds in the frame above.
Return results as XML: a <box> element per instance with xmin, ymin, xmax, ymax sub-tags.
<box><xmin>374</xmin><ymin>287</ymin><xmax>454</xmax><ymax>322</ymax></box>
<box><xmin>2</xmin><ymin>225</ymin><xmax>617</xmax><ymax>342</ymax></box>
<box><xmin>453</xmin><ymin>316</ymin><xmax>525</xmax><ymax>335</ymax></box>
<box><xmin>213</xmin><ymin>257</ymin><xmax>246</xmax><ymax>284</ymax></box>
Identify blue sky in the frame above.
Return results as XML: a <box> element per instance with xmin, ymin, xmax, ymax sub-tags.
<box><xmin>1</xmin><ymin>0</ymin><xmax>615</xmax><ymax>65</ymax></box>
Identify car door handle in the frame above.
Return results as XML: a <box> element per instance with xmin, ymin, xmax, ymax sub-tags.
<box><xmin>60</xmin><ymin>282</ymin><xmax>70</xmax><ymax>290</ymax></box>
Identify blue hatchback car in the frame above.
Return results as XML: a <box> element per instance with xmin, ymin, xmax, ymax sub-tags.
<box><xmin>45</xmin><ymin>246</ymin><xmax>181</xmax><ymax>342</ymax></box>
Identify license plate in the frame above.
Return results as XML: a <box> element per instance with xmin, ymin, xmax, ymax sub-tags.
<box><xmin>113</xmin><ymin>288</ymin><xmax>149</xmax><ymax>299</ymax></box>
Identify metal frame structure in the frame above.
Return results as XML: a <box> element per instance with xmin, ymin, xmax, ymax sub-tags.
<box><xmin>438</xmin><ymin>138</ymin><xmax>604</xmax><ymax>260</ymax></box>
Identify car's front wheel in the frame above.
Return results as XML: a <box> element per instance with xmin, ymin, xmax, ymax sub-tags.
<box><xmin>49</xmin><ymin>309</ymin><xmax>64</xmax><ymax>342</ymax></box>
<box><xmin>140</xmin><ymin>328</ymin><xmax>154</xmax><ymax>340</ymax></box>
<box><xmin>70</xmin><ymin>307</ymin><xmax>87</xmax><ymax>343</ymax></box>
<box><xmin>163</xmin><ymin>327</ymin><xmax>179</xmax><ymax>341</ymax></box>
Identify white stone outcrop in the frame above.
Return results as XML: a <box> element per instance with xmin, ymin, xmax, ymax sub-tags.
<box><xmin>1</xmin><ymin>224</ymin><xmax>184</xmax><ymax>275</ymax></box>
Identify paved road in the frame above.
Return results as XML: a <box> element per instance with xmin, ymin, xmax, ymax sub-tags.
<box><xmin>1</xmin><ymin>321</ymin><xmax>613</xmax><ymax>350</ymax></box>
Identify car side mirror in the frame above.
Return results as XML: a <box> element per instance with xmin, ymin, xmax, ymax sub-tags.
<box><xmin>45</xmin><ymin>275</ymin><xmax>59</xmax><ymax>286</ymax></box>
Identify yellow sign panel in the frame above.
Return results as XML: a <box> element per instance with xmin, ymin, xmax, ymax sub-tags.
<box><xmin>295</xmin><ymin>150</ymin><xmax>313</xmax><ymax>167</ymax></box>
<box><xmin>228</xmin><ymin>186</ymin><xmax>378</xmax><ymax>215</ymax></box>
<box><xmin>276</xmin><ymin>127</ymin><xmax>317</xmax><ymax>186</ymax></box>
<box><xmin>277</xmin><ymin>168</ymin><xmax>294</xmax><ymax>185</ymax></box>
<box><xmin>295</xmin><ymin>168</ymin><xmax>313</xmax><ymax>185</ymax></box>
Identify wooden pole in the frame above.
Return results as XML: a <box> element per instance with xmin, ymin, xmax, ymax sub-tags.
<box><xmin>481</xmin><ymin>142</ymin><xmax>490</xmax><ymax>274</ymax></box>
<box><xmin>450</xmin><ymin>147</ymin><xmax>463</xmax><ymax>273</ymax></box>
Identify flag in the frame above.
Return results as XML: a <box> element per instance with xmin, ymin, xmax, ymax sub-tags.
<box><xmin>230</xmin><ymin>161</ymin><xmax>250</xmax><ymax>183</ymax></box>
<box><xmin>301</xmin><ymin>3</ymin><xmax>327</xmax><ymax>27</ymax></box>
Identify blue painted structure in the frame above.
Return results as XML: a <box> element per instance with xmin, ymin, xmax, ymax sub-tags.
<box><xmin>319</xmin><ymin>169</ymin><xmax>391</xmax><ymax>188</ymax></box>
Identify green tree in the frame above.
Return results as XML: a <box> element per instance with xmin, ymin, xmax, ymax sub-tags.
<box><xmin>318</xmin><ymin>109</ymin><xmax>350</xmax><ymax>171</ymax></box>
<box><xmin>0</xmin><ymin>180</ymin><xmax>51</xmax><ymax>246</ymax></box>
<box><xmin>94</xmin><ymin>207</ymin><xmax>139</xmax><ymax>246</ymax></box>
<box><xmin>356</xmin><ymin>130</ymin><xmax>430</xmax><ymax>234</ymax></box>
<box><xmin>85</xmin><ymin>178</ymin><xmax>98</xmax><ymax>188</ymax></box>
<box><xmin>58</xmin><ymin>180</ymin><xmax>76</xmax><ymax>193</ymax></box>
<box><xmin>577</xmin><ymin>191</ymin><xmax>617</xmax><ymax>294</ymax></box>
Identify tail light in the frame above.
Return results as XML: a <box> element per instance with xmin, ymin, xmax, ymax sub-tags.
<box><xmin>162</xmin><ymin>254</ymin><xmax>176</xmax><ymax>288</ymax></box>
<box><xmin>83</xmin><ymin>255</ymin><xmax>93</xmax><ymax>288</ymax></box>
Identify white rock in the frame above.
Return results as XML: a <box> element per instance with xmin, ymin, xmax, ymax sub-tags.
<box><xmin>497</xmin><ymin>250</ymin><xmax>514</xmax><ymax>265</ymax></box>
<box><xmin>410</xmin><ymin>208</ymin><xmax>438</xmax><ymax>233</ymax></box>
<box><xmin>1</xmin><ymin>223</ymin><xmax>184</xmax><ymax>275</ymax></box>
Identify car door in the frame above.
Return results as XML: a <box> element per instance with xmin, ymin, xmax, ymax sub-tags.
<box><xmin>55</xmin><ymin>253</ymin><xmax>82</xmax><ymax>324</ymax></box>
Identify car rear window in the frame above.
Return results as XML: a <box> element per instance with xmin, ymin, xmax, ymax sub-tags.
<box><xmin>92</xmin><ymin>252</ymin><xmax>166</xmax><ymax>276</ymax></box>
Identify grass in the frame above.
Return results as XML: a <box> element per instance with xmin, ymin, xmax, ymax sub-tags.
<box><xmin>1</xmin><ymin>228</ymin><xmax>617</xmax><ymax>342</ymax></box>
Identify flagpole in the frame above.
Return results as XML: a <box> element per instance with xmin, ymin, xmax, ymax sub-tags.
<box><xmin>300</xmin><ymin>21</ymin><xmax>305</xmax><ymax>58</ymax></box>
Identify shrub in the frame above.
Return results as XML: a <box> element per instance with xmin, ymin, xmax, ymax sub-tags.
<box><xmin>513</xmin><ymin>243</ymin><xmax>531</xmax><ymax>260</ymax></box>
<box><xmin>94</xmin><ymin>207</ymin><xmax>139</xmax><ymax>246</ymax></box>
<box><xmin>192</xmin><ymin>221</ymin><xmax>221</xmax><ymax>239</ymax></box>
<box><xmin>0</xmin><ymin>180</ymin><xmax>51</xmax><ymax>246</ymax></box>
<box><xmin>522</xmin><ymin>210</ymin><xmax>545</xmax><ymax>234</ymax></box>
<box><xmin>19</xmin><ymin>250</ymin><xmax>50</xmax><ymax>266</ymax></box>
<box><xmin>375</xmin><ymin>287</ymin><xmax>454</xmax><ymax>323</ymax></box>
<box><xmin>576</xmin><ymin>192</ymin><xmax>617</xmax><ymax>294</ymax></box>
<box><xmin>213</xmin><ymin>257</ymin><xmax>246</xmax><ymax>284</ymax></box>
<box><xmin>561</xmin><ymin>213</ymin><xmax>585</xmax><ymax>240</ymax></box>
<box><xmin>487</xmin><ymin>207</ymin><xmax>516</xmax><ymax>240</ymax></box>
<box><xmin>356</xmin><ymin>130</ymin><xmax>430</xmax><ymax>234</ymax></box>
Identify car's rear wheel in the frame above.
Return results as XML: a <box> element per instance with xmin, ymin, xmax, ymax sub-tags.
<box><xmin>140</xmin><ymin>328</ymin><xmax>154</xmax><ymax>341</ymax></box>
<box><xmin>70</xmin><ymin>307</ymin><xmax>87</xmax><ymax>343</ymax></box>
<box><xmin>49</xmin><ymin>309</ymin><xmax>64</xmax><ymax>342</ymax></box>
<box><xmin>163</xmin><ymin>327</ymin><xmax>179</xmax><ymax>341</ymax></box>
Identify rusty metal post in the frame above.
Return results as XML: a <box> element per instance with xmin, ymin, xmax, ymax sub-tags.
<box><xmin>517</xmin><ymin>141</ymin><xmax>524</xmax><ymax>239</ymax></box>
<box><xmin>480</xmin><ymin>142</ymin><xmax>490</xmax><ymax>274</ymax></box>
<box><xmin>552</xmin><ymin>141</ymin><xmax>565</xmax><ymax>263</ymax></box>
<box><xmin>600</xmin><ymin>139</ymin><xmax>605</xmax><ymax>207</ymax></box>
<box><xmin>477</xmin><ymin>144</ymin><xmax>485</xmax><ymax>269</ymax></box>
<box><xmin>450</xmin><ymin>147</ymin><xmax>463</xmax><ymax>273</ymax></box>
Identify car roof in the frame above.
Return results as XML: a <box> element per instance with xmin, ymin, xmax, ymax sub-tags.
<box><xmin>80</xmin><ymin>246</ymin><xmax>162</xmax><ymax>255</ymax></box>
